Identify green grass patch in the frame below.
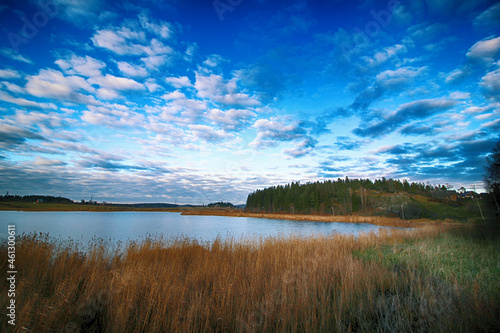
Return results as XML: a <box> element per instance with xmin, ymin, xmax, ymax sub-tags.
<box><xmin>354</xmin><ymin>226</ymin><xmax>500</xmax><ymax>299</ymax></box>
<box><xmin>411</xmin><ymin>195</ymin><xmax>483</xmax><ymax>222</ymax></box>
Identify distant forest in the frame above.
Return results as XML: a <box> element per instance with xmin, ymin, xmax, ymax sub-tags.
<box><xmin>0</xmin><ymin>194</ymin><xmax>74</xmax><ymax>204</ymax></box>
<box><xmin>245</xmin><ymin>178</ymin><xmax>467</xmax><ymax>217</ymax></box>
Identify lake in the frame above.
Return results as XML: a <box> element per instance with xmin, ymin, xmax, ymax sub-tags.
<box><xmin>0</xmin><ymin>211</ymin><xmax>396</xmax><ymax>247</ymax></box>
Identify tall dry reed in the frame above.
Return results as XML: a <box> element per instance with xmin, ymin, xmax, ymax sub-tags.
<box><xmin>1</xmin><ymin>226</ymin><xmax>497</xmax><ymax>332</ymax></box>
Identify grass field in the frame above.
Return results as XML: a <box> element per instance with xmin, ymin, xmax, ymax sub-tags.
<box><xmin>1</xmin><ymin>224</ymin><xmax>498</xmax><ymax>332</ymax></box>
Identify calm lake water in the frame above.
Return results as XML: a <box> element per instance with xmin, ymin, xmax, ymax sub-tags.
<box><xmin>0</xmin><ymin>211</ymin><xmax>395</xmax><ymax>247</ymax></box>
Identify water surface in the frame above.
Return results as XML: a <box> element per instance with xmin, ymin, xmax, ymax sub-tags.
<box><xmin>0</xmin><ymin>211</ymin><xmax>394</xmax><ymax>246</ymax></box>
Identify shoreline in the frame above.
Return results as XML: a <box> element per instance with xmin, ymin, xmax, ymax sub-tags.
<box><xmin>181</xmin><ymin>209</ymin><xmax>460</xmax><ymax>228</ymax></box>
<box><xmin>0</xmin><ymin>202</ymin><xmax>465</xmax><ymax>228</ymax></box>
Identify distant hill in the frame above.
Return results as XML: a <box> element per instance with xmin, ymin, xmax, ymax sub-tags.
<box><xmin>0</xmin><ymin>194</ymin><xmax>74</xmax><ymax>204</ymax></box>
<box><xmin>245</xmin><ymin>178</ymin><xmax>492</xmax><ymax>222</ymax></box>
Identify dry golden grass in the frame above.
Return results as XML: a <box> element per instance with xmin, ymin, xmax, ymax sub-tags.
<box><xmin>1</xmin><ymin>226</ymin><xmax>498</xmax><ymax>332</ymax></box>
<box><xmin>181</xmin><ymin>209</ymin><xmax>457</xmax><ymax>228</ymax></box>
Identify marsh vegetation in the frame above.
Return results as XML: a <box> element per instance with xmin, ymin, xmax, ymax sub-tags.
<box><xmin>1</xmin><ymin>225</ymin><xmax>499</xmax><ymax>332</ymax></box>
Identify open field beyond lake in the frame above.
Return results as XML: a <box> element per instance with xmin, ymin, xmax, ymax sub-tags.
<box><xmin>1</xmin><ymin>224</ymin><xmax>499</xmax><ymax>332</ymax></box>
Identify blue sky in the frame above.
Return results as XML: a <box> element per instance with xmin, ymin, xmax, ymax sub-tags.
<box><xmin>0</xmin><ymin>0</ymin><xmax>499</xmax><ymax>204</ymax></box>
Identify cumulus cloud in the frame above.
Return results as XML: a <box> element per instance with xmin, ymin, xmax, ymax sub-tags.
<box><xmin>207</xmin><ymin>108</ymin><xmax>256</xmax><ymax>130</ymax></box>
<box><xmin>13</xmin><ymin>110</ymin><xmax>69</xmax><ymax>129</ymax></box>
<box><xmin>117</xmin><ymin>61</ymin><xmax>148</xmax><ymax>77</ymax></box>
<box><xmin>445</xmin><ymin>66</ymin><xmax>471</xmax><ymax>84</ymax></box>
<box><xmin>0</xmin><ymin>91</ymin><xmax>57</xmax><ymax>110</ymax></box>
<box><xmin>361</xmin><ymin>44</ymin><xmax>407</xmax><ymax>68</ymax></box>
<box><xmin>145</xmin><ymin>79</ymin><xmax>162</xmax><ymax>92</ymax></box>
<box><xmin>141</xmin><ymin>54</ymin><xmax>171</xmax><ymax>70</ymax></box>
<box><xmin>282</xmin><ymin>138</ymin><xmax>317</xmax><ymax>158</ymax></box>
<box><xmin>195</xmin><ymin>73</ymin><xmax>260</xmax><ymax>107</ymax></box>
<box><xmin>156</xmin><ymin>96</ymin><xmax>208</xmax><ymax>124</ymax></box>
<box><xmin>89</xmin><ymin>74</ymin><xmax>144</xmax><ymax>91</ymax></box>
<box><xmin>25</xmin><ymin>69</ymin><xmax>99</xmax><ymax>105</ymax></box>
<box><xmin>91</xmin><ymin>27</ymin><xmax>146</xmax><ymax>55</ymax></box>
<box><xmin>165</xmin><ymin>76</ymin><xmax>192</xmax><ymax>88</ymax></box>
<box><xmin>466</xmin><ymin>36</ymin><xmax>500</xmax><ymax>62</ymax></box>
<box><xmin>33</xmin><ymin>156</ymin><xmax>67</xmax><ymax>167</ymax></box>
<box><xmin>91</xmin><ymin>14</ymin><xmax>174</xmax><ymax>69</ymax></box>
<box><xmin>250</xmin><ymin>118</ymin><xmax>305</xmax><ymax>149</ymax></box>
<box><xmin>1</xmin><ymin>82</ymin><xmax>25</xmax><ymax>94</ymax></box>
<box><xmin>480</xmin><ymin>68</ymin><xmax>500</xmax><ymax>100</ymax></box>
<box><xmin>82</xmin><ymin>103</ymin><xmax>146</xmax><ymax>128</ymax></box>
<box><xmin>88</xmin><ymin>74</ymin><xmax>145</xmax><ymax>99</ymax></box>
<box><xmin>188</xmin><ymin>124</ymin><xmax>232</xmax><ymax>143</ymax></box>
<box><xmin>162</xmin><ymin>90</ymin><xmax>186</xmax><ymax>100</ymax></box>
<box><xmin>375</xmin><ymin>66</ymin><xmax>428</xmax><ymax>88</ymax></box>
<box><xmin>138</xmin><ymin>12</ymin><xmax>172</xmax><ymax>39</ymax></box>
<box><xmin>0</xmin><ymin>68</ymin><xmax>21</xmax><ymax>79</ymax></box>
<box><xmin>55</xmin><ymin>55</ymin><xmax>106</xmax><ymax>77</ymax></box>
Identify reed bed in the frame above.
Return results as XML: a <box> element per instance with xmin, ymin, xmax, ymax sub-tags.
<box><xmin>1</xmin><ymin>225</ymin><xmax>498</xmax><ymax>332</ymax></box>
<box><xmin>181</xmin><ymin>210</ymin><xmax>458</xmax><ymax>228</ymax></box>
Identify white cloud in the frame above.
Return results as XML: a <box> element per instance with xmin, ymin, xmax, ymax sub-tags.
<box><xmin>1</xmin><ymin>81</ymin><xmax>25</xmax><ymax>94</ymax></box>
<box><xmin>362</xmin><ymin>44</ymin><xmax>407</xmax><ymax>68</ymax></box>
<box><xmin>141</xmin><ymin>54</ymin><xmax>169</xmax><ymax>70</ymax></box>
<box><xmin>195</xmin><ymin>73</ymin><xmax>260</xmax><ymax>107</ymax></box>
<box><xmin>449</xmin><ymin>91</ymin><xmax>470</xmax><ymax>100</ymax></box>
<box><xmin>0</xmin><ymin>91</ymin><xmax>57</xmax><ymax>110</ymax></box>
<box><xmin>462</xmin><ymin>106</ymin><xmax>489</xmax><ymax>114</ymax></box>
<box><xmin>480</xmin><ymin>68</ymin><xmax>500</xmax><ymax>100</ymax></box>
<box><xmin>376</xmin><ymin>66</ymin><xmax>427</xmax><ymax>88</ymax></box>
<box><xmin>117</xmin><ymin>61</ymin><xmax>148</xmax><ymax>77</ymax></box>
<box><xmin>33</xmin><ymin>156</ymin><xmax>67</xmax><ymax>167</ymax></box>
<box><xmin>95</xmin><ymin>88</ymin><xmax>120</xmax><ymax>100</ymax></box>
<box><xmin>142</xmin><ymin>39</ymin><xmax>173</xmax><ymax>56</ymax></box>
<box><xmin>91</xmin><ymin>27</ymin><xmax>146</xmax><ymax>55</ymax></box>
<box><xmin>282</xmin><ymin>138</ymin><xmax>317</xmax><ymax>159</ymax></box>
<box><xmin>203</xmin><ymin>54</ymin><xmax>226</xmax><ymax>68</ymax></box>
<box><xmin>25</xmin><ymin>69</ymin><xmax>98</xmax><ymax>105</ymax></box>
<box><xmin>88</xmin><ymin>74</ymin><xmax>145</xmax><ymax>91</ymax></box>
<box><xmin>208</xmin><ymin>108</ymin><xmax>256</xmax><ymax>130</ymax></box>
<box><xmin>138</xmin><ymin>12</ymin><xmax>172</xmax><ymax>39</ymax></box>
<box><xmin>250</xmin><ymin>117</ymin><xmax>304</xmax><ymax>149</ymax></box>
<box><xmin>13</xmin><ymin>110</ymin><xmax>68</xmax><ymax>128</ymax></box>
<box><xmin>0</xmin><ymin>47</ymin><xmax>33</xmax><ymax>64</ymax></box>
<box><xmin>145</xmin><ymin>79</ymin><xmax>162</xmax><ymax>92</ymax></box>
<box><xmin>55</xmin><ymin>55</ymin><xmax>106</xmax><ymax>77</ymax></box>
<box><xmin>188</xmin><ymin>124</ymin><xmax>232</xmax><ymax>143</ymax></box>
<box><xmin>0</xmin><ymin>68</ymin><xmax>21</xmax><ymax>79</ymax></box>
<box><xmin>466</xmin><ymin>36</ymin><xmax>500</xmax><ymax>62</ymax></box>
<box><xmin>162</xmin><ymin>90</ymin><xmax>186</xmax><ymax>100</ymax></box>
<box><xmin>92</xmin><ymin>15</ymin><xmax>173</xmax><ymax>68</ymax></box>
<box><xmin>165</xmin><ymin>76</ymin><xmax>192</xmax><ymax>88</ymax></box>
<box><xmin>445</xmin><ymin>67</ymin><xmax>470</xmax><ymax>83</ymax></box>
<box><xmin>82</xmin><ymin>104</ymin><xmax>146</xmax><ymax>128</ymax></box>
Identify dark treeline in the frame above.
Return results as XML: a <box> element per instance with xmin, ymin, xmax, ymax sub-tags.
<box><xmin>0</xmin><ymin>194</ymin><xmax>74</xmax><ymax>204</ymax></box>
<box><xmin>207</xmin><ymin>201</ymin><xmax>235</xmax><ymax>208</ymax></box>
<box><xmin>245</xmin><ymin>178</ymin><xmax>452</xmax><ymax>216</ymax></box>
